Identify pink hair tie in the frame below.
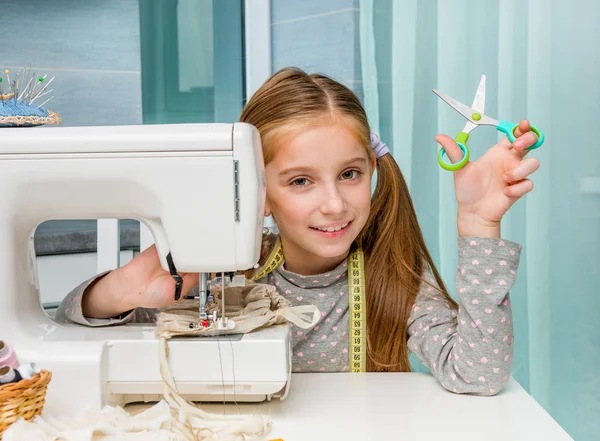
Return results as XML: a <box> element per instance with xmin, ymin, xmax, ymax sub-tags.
<box><xmin>370</xmin><ymin>131</ymin><xmax>390</xmax><ymax>158</ymax></box>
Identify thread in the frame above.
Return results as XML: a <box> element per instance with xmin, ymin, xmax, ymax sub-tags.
<box><xmin>0</xmin><ymin>365</ymin><xmax>22</xmax><ymax>384</ymax></box>
<box><xmin>0</xmin><ymin>341</ymin><xmax>20</xmax><ymax>369</ymax></box>
<box><xmin>17</xmin><ymin>362</ymin><xmax>41</xmax><ymax>380</ymax></box>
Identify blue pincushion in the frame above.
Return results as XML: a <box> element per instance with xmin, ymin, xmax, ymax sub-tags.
<box><xmin>0</xmin><ymin>68</ymin><xmax>61</xmax><ymax>127</ymax></box>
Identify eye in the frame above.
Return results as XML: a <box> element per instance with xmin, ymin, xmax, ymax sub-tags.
<box><xmin>340</xmin><ymin>169</ymin><xmax>360</xmax><ymax>180</ymax></box>
<box><xmin>291</xmin><ymin>177</ymin><xmax>309</xmax><ymax>187</ymax></box>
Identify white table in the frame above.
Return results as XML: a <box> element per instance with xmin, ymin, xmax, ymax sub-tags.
<box><xmin>128</xmin><ymin>373</ymin><xmax>573</xmax><ymax>441</ymax></box>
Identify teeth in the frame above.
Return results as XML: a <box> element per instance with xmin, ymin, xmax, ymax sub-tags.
<box><xmin>317</xmin><ymin>222</ymin><xmax>348</xmax><ymax>232</ymax></box>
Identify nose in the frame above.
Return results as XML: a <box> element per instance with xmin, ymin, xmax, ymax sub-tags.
<box><xmin>319</xmin><ymin>183</ymin><xmax>346</xmax><ymax>215</ymax></box>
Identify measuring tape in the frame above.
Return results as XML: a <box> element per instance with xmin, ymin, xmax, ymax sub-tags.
<box><xmin>250</xmin><ymin>237</ymin><xmax>366</xmax><ymax>372</ymax></box>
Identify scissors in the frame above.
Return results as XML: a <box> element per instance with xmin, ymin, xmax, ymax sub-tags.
<box><xmin>432</xmin><ymin>75</ymin><xmax>545</xmax><ymax>171</ymax></box>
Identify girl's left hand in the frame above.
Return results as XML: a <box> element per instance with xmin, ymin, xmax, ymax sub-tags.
<box><xmin>435</xmin><ymin>120</ymin><xmax>540</xmax><ymax>235</ymax></box>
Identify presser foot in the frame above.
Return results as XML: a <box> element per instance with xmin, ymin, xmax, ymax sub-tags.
<box><xmin>188</xmin><ymin>312</ymin><xmax>235</xmax><ymax>331</ymax></box>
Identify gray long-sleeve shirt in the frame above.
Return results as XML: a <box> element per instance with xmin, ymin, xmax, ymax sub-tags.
<box><xmin>55</xmin><ymin>235</ymin><xmax>521</xmax><ymax>396</ymax></box>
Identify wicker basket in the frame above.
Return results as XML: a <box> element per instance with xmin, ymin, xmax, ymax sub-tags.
<box><xmin>0</xmin><ymin>370</ymin><xmax>52</xmax><ymax>438</ymax></box>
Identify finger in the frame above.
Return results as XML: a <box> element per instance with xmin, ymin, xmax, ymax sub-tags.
<box><xmin>513</xmin><ymin>120</ymin><xmax>531</xmax><ymax>138</ymax></box>
<box><xmin>179</xmin><ymin>272</ymin><xmax>200</xmax><ymax>301</ymax></box>
<box><xmin>512</xmin><ymin>131</ymin><xmax>539</xmax><ymax>157</ymax></box>
<box><xmin>435</xmin><ymin>134</ymin><xmax>465</xmax><ymax>165</ymax></box>
<box><xmin>504</xmin><ymin>178</ymin><xmax>534</xmax><ymax>198</ymax></box>
<box><xmin>504</xmin><ymin>158</ymin><xmax>540</xmax><ymax>183</ymax></box>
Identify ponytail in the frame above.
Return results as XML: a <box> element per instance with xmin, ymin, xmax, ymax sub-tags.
<box><xmin>359</xmin><ymin>154</ymin><xmax>458</xmax><ymax>371</ymax></box>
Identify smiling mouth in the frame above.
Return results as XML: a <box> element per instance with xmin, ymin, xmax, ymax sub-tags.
<box><xmin>310</xmin><ymin>222</ymin><xmax>351</xmax><ymax>233</ymax></box>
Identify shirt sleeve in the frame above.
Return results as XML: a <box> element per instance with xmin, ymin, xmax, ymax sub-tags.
<box><xmin>54</xmin><ymin>271</ymin><xmax>159</xmax><ymax>327</ymax></box>
<box><xmin>407</xmin><ymin>236</ymin><xmax>522</xmax><ymax>396</ymax></box>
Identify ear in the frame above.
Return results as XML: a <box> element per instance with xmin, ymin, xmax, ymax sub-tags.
<box><xmin>264</xmin><ymin>197</ymin><xmax>272</xmax><ymax>217</ymax></box>
<box><xmin>369</xmin><ymin>152</ymin><xmax>377</xmax><ymax>178</ymax></box>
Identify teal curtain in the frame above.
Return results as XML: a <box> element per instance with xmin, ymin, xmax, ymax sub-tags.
<box><xmin>139</xmin><ymin>0</ymin><xmax>244</xmax><ymax>124</ymax></box>
<box><xmin>360</xmin><ymin>1</ymin><xmax>600</xmax><ymax>440</ymax></box>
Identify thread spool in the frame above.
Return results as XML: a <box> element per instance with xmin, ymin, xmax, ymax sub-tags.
<box><xmin>17</xmin><ymin>362</ymin><xmax>40</xmax><ymax>380</ymax></box>
<box><xmin>0</xmin><ymin>365</ymin><xmax>22</xmax><ymax>384</ymax></box>
<box><xmin>0</xmin><ymin>341</ymin><xmax>19</xmax><ymax>369</ymax></box>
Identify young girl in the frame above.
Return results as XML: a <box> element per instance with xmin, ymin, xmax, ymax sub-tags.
<box><xmin>56</xmin><ymin>67</ymin><xmax>540</xmax><ymax>396</ymax></box>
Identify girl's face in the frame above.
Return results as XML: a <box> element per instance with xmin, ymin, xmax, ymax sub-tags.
<box><xmin>264</xmin><ymin>123</ymin><xmax>375</xmax><ymax>273</ymax></box>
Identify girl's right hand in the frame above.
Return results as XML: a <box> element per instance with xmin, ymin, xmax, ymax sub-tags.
<box><xmin>82</xmin><ymin>245</ymin><xmax>199</xmax><ymax>318</ymax></box>
<box><xmin>119</xmin><ymin>245</ymin><xmax>200</xmax><ymax>309</ymax></box>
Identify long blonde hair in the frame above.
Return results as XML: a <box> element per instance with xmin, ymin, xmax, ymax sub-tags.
<box><xmin>240</xmin><ymin>67</ymin><xmax>458</xmax><ymax>372</ymax></box>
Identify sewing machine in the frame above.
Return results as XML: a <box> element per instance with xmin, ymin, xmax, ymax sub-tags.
<box><xmin>0</xmin><ymin>123</ymin><xmax>291</xmax><ymax>416</ymax></box>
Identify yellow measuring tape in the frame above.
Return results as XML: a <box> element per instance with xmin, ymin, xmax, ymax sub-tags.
<box><xmin>250</xmin><ymin>237</ymin><xmax>366</xmax><ymax>372</ymax></box>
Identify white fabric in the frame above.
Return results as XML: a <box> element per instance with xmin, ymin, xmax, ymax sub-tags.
<box><xmin>4</xmin><ymin>400</ymin><xmax>181</xmax><ymax>441</ymax></box>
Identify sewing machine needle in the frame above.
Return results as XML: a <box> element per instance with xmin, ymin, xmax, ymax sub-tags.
<box><xmin>199</xmin><ymin>273</ymin><xmax>208</xmax><ymax>325</ymax></box>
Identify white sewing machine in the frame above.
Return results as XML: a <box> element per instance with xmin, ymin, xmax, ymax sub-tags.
<box><xmin>0</xmin><ymin>123</ymin><xmax>291</xmax><ymax>416</ymax></box>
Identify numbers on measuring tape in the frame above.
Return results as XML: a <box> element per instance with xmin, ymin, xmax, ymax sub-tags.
<box><xmin>348</xmin><ymin>248</ymin><xmax>366</xmax><ymax>373</ymax></box>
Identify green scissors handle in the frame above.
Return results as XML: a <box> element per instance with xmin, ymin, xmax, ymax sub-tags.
<box><xmin>438</xmin><ymin>123</ymin><xmax>545</xmax><ymax>171</ymax></box>
<box><xmin>438</xmin><ymin>131</ymin><xmax>470</xmax><ymax>171</ymax></box>
<box><xmin>496</xmin><ymin>120</ymin><xmax>545</xmax><ymax>149</ymax></box>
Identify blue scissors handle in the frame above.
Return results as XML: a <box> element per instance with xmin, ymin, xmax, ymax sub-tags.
<box><xmin>496</xmin><ymin>121</ymin><xmax>545</xmax><ymax>150</ymax></box>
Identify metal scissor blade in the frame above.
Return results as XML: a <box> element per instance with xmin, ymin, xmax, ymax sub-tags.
<box><xmin>463</xmin><ymin>74</ymin><xmax>486</xmax><ymax>133</ymax></box>
<box><xmin>433</xmin><ymin>88</ymin><xmax>480</xmax><ymax>125</ymax></box>
<box><xmin>472</xmin><ymin>74</ymin><xmax>486</xmax><ymax>114</ymax></box>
